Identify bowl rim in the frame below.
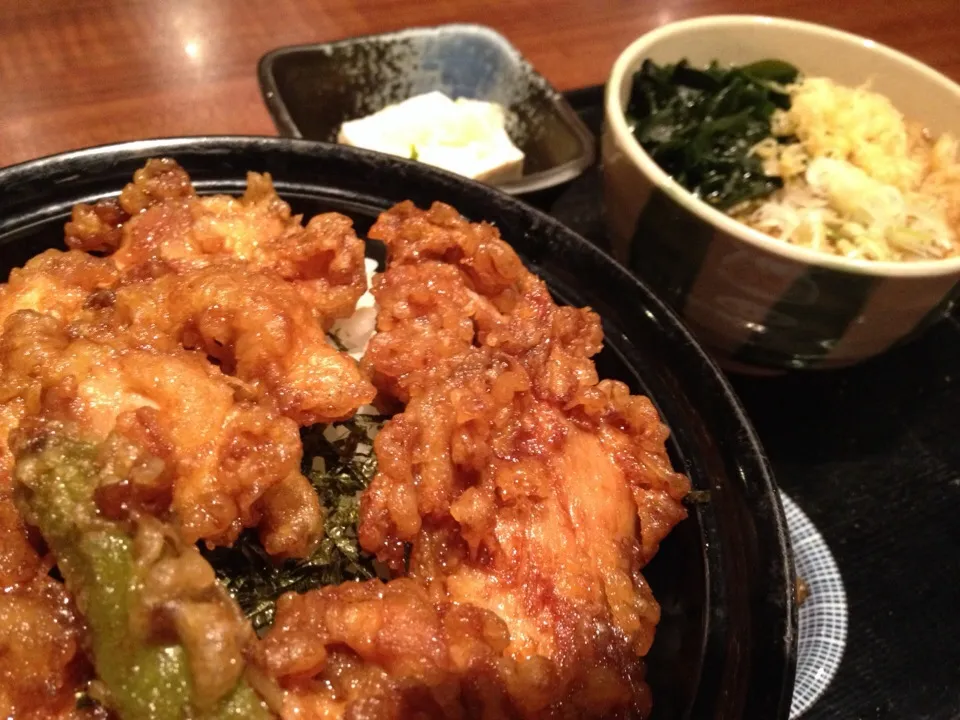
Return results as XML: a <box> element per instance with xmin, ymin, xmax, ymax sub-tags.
<box><xmin>256</xmin><ymin>22</ymin><xmax>597</xmax><ymax>196</ymax></box>
<box><xmin>605</xmin><ymin>14</ymin><xmax>960</xmax><ymax>278</ymax></box>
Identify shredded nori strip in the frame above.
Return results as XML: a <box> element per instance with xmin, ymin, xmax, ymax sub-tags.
<box><xmin>203</xmin><ymin>413</ymin><xmax>386</xmax><ymax>632</ymax></box>
<box><xmin>627</xmin><ymin>58</ymin><xmax>800</xmax><ymax>209</ymax></box>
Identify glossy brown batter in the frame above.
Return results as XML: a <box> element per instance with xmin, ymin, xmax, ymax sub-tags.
<box><xmin>0</xmin><ymin>165</ymin><xmax>688</xmax><ymax>719</ymax></box>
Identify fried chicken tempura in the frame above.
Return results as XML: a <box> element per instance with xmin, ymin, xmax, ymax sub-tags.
<box><xmin>0</xmin><ymin>251</ymin><xmax>121</xmax><ymax>719</ymax></box>
<box><xmin>13</xmin><ymin>429</ymin><xmax>272</xmax><ymax>719</ymax></box>
<box><xmin>1</xmin><ymin>169</ymin><xmax>689</xmax><ymax>719</ymax></box>
<box><xmin>0</xmin><ymin>160</ymin><xmax>375</xmax><ymax>716</ymax></box>
<box><xmin>256</xmin><ymin>578</ymin><xmax>522</xmax><ymax>718</ymax></box>
<box><xmin>0</xmin><ymin>308</ymin><xmax>320</xmax><ymax>554</ymax></box>
<box><xmin>257</xmin><ymin>202</ymin><xmax>689</xmax><ymax>719</ymax></box>
<box><xmin>113</xmin><ymin>265</ymin><xmax>374</xmax><ymax>424</ymax></box>
<box><xmin>0</xmin><ymin>574</ymin><xmax>95</xmax><ymax>719</ymax></box>
<box><xmin>67</xmin><ymin>159</ymin><xmax>368</xmax><ymax>324</ymax></box>
<box><xmin>361</xmin><ymin>201</ymin><xmax>604</xmax><ymax>403</ymax></box>
<box><xmin>2</xmin><ymin>160</ymin><xmax>372</xmax><ymax>553</ymax></box>
<box><xmin>0</xmin><ymin>481</ymin><xmax>95</xmax><ymax>719</ymax></box>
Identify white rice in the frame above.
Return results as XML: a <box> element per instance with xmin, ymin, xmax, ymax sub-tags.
<box><xmin>329</xmin><ymin>257</ymin><xmax>381</xmax><ymax>420</ymax></box>
<box><xmin>330</xmin><ymin>257</ymin><xmax>379</xmax><ymax>361</ymax></box>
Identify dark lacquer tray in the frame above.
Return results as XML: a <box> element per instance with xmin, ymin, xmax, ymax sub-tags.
<box><xmin>533</xmin><ymin>85</ymin><xmax>960</xmax><ymax>720</ymax></box>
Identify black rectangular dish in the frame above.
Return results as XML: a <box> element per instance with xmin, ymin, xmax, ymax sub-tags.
<box><xmin>258</xmin><ymin>24</ymin><xmax>595</xmax><ymax>195</ymax></box>
<box><xmin>536</xmin><ymin>84</ymin><xmax>960</xmax><ymax>720</ymax></box>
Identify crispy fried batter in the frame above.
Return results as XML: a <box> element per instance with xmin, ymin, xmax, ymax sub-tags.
<box><xmin>1</xmin><ymin>160</ymin><xmax>376</xmax><ymax>715</ymax></box>
<box><xmin>112</xmin><ymin>265</ymin><xmax>374</xmax><ymax>424</ymax></box>
<box><xmin>0</xmin><ymin>249</ymin><xmax>118</xmax><ymax>327</ymax></box>
<box><xmin>5</xmin><ymin>175</ymin><xmax>688</xmax><ymax>719</ymax></box>
<box><xmin>362</xmin><ymin>201</ymin><xmax>603</xmax><ymax>403</ymax></box>
<box><xmin>3</xmin><ymin>160</ymin><xmax>372</xmax><ymax>555</ymax></box>
<box><xmin>347</xmin><ymin>354</ymin><xmax>679</xmax><ymax>717</ymax></box>
<box><xmin>68</xmin><ymin>163</ymin><xmax>368</xmax><ymax>324</ymax></box>
<box><xmin>258</xmin><ymin>202</ymin><xmax>689</xmax><ymax>718</ymax></box>
<box><xmin>0</xmin><ymin>309</ymin><xmax>319</xmax><ymax>555</ymax></box>
<box><xmin>0</xmin><ymin>575</ymin><xmax>94</xmax><ymax>719</ymax></box>
<box><xmin>65</xmin><ymin>158</ymin><xmax>196</xmax><ymax>254</ymax></box>
<box><xmin>0</xmin><ymin>250</ymin><xmax>119</xmax><ymax>718</ymax></box>
<box><xmin>0</xmin><ymin>250</ymin><xmax>120</xmax><ymax>497</ymax></box>
<box><xmin>258</xmin><ymin>578</ymin><xmax>530</xmax><ymax>719</ymax></box>
<box><xmin>0</xmin><ymin>440</ymin><xmax>95</xmax><ymax>718</ymax></box>
<box><xmin>0</xmin><ymin>486</ymin><xmax>101</xmax><ymax>719</ymax></box>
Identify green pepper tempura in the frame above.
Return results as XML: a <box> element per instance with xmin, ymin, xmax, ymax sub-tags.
<box><xmin>14</xmin><ymin>434</ymin><xmax>273</xmax><ymax>720</ymax></box>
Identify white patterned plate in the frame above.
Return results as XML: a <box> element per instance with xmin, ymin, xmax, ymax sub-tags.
<box><xmin>780</xmin><ymin>492</ymin><xmax>848</xmax><ymax>719</ymax></box>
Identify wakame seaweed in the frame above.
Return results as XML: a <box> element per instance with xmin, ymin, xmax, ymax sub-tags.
<box><xmin>203</xmin><ymin>413</ymin><xmax>385</xmax><ymax>632</ymax></box>
<box><xmin>626</xmin><ymin>58</ymin><xmax>799</xmax><ymax>209</ymax></box>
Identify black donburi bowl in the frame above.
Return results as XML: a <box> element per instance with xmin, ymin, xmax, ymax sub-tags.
<box><xmin>0</xmin><ymin>137</ymin><xmax>796</xmax><ymax>720</ymax></box>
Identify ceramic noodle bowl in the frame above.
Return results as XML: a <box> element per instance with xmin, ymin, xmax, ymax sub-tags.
<box><xmin>603</xmin><ymin>16</ymin><xmax>960</xmax><ymax>372</ymax></box>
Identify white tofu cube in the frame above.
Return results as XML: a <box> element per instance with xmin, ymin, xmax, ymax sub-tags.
<box><xmin>338</xmin><ymin>92</ymin><xmax>525</xmax><ymax>184</ymax></box>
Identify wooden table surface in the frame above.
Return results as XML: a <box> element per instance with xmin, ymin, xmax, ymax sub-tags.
<box><xmin>1</xmin><ymin>0</ymin><xmax>958</xmax><ymax>167</ymax></box>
